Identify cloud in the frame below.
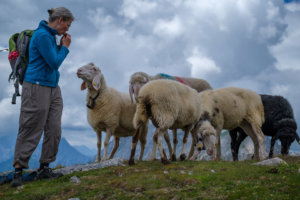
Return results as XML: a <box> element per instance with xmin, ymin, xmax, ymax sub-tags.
<box><xmin>1</xmin><ymin>0</ymin><xmax>300</xmax><ymax>152</ymax></box>
<box><xmin>186</xmin><ymin>47</ymin><xmax>221</xmax><ymax>79</ymax></box>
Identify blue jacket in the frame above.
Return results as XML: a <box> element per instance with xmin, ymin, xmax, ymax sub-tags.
<box><xmin>24</xmin><ymin>20</ymin><xmax>69</xmax><ymax>87</ymax></box>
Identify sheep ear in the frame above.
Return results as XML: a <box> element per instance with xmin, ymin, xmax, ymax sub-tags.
<box><xmin>81</xmin><ymin>82</ymin><xmax>87</xmax><ymax>91</ymax></box>
<box><xmin>144</xmin><ymin>77</ymin><xmax>148</xmax><ymax>83</ymax></box>
<box><xmin>92</xmin><ymin>72</ymin><xmax>101</xmax><ymax>90</ymax></box>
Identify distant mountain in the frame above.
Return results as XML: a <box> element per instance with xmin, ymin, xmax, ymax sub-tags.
<box><xmin>73</xmin><ymin>145</ymin><xmax>97</xmax><ymax>158</ymax></box>
<box><xmin>0</xmin><ymin>138</ymin><xmax>91</xmax><ymax>173</ymax></box>
<box><xmin>0</xmin><ymin>136</ymin><xmax>17</xmax><ymax>163</ymax></box>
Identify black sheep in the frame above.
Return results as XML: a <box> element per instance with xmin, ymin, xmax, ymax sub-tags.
<box><xmin>230</xmin><ymin>94</ymin><xmax>300</xmax><ymax>161</ymax></box>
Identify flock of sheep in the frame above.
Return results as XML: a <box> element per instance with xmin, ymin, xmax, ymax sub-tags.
<box><xmin>76</xmin><ymin>62</ymin><xmax>300</xmax><ymax>165</ymax></box>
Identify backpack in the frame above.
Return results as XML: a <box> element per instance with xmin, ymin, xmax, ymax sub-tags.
<box><xmin>8</xmin><ymin>30</ymin><xmax>34</xmax><ymax>104</ymax></box>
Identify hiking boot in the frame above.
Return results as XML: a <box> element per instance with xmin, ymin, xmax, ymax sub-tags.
<box><xmin>11</xmin><ymin>171</ymin><xmax>23</xmax><ymax>187</ymax></box>
<box><xmin>37</xmin><ymin>167</ymin><xmax>63</xmax><ymax>180</ymax></box>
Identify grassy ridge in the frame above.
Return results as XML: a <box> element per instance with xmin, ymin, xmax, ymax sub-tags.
<box><xmin>0</xmin><ymin>156</ymin><xmax>299</xmax><ymax>200</ymax></box>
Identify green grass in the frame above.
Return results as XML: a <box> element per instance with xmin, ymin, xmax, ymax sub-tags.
<box><xmin>1</xmin><ymin>156</ymin><xmax>300</xmax><ymax>200</ymax></box>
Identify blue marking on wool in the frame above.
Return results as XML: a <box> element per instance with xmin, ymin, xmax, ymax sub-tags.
<box><xmin>157</xmin><ymin>73</ymin><xmax>177</xmax><ymax>80</ymax></box>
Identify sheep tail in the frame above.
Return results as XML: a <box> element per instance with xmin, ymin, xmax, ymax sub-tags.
<box><xmin>133</xmin><ymin>96</ymin><xmax>151</xmax><ymax>129</ymax></box>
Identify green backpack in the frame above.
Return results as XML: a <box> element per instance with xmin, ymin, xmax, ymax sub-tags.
<box><xmin>8</xmin><ymin>30</ymin><xmax>34</xmax><ymax>104</ymax></box>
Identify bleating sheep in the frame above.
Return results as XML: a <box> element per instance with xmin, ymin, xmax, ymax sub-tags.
<box><xmin>230</xmin><ymin>95</ymin><xmax>300</xmax><ymax>160</ymax></box>
<box><xmin>193</xmin><ymin>87</ymin><xmax>266</xmax><ymax>161</ymax></box>
<box><xmin>76</xmin><ymin>63</ymin><xmax>151</xmax><ymax>162</ymax></box>
<box><xmin>128</xmin><ymin>79</ymin><xmax>202</xmax><ymax>165</ymax></box>
<box><xmin>129</xmin><ymin>72</ymin><xmax>213</xmax><ymax>161</ymax></box>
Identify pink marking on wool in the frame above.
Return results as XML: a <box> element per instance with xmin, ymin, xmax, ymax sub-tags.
<box><xmin>174</xmin><ymin>76</ymin><xmax>190</xmax><ymax>86</ymax></box>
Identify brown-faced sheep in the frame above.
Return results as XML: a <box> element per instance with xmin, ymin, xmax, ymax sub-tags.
<box><xmin>128</xmin><ymin>79</ymin><xmax>202</xmax><ymax>165</ymax></box>
<box><xmin>129</xmin><ymin>72</ymin><xmax>213</xmax><ymax>161</ymax></box>
<box><xmin>194</xmin><ymin>87</ymin><xmax>266</xmax><ymax>161</ymax></box>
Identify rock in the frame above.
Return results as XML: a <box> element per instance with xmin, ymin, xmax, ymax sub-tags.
<box><xmin>180</xmin><ymin>171</ymin><xmax>185</xmax><ymax>174</ymax></box>
<box><xmin>68</xmin><ymin>199</ymin><xmax>80</xmax><ymax>200</ymax></box>
<box><xmin>70</xmin><ymin>176</ymin><xmax>81</xmax><ymax>185</ymax></box>
<box><xmin>298</xmin><ymin>169</ymin><xmax>300</xmax><ymax>173</ymax></box>
<box><xmin>163</xmin><ymin>171</ymin><xmax>168</xmax><ymax>175</ymax></box>
<box><xmin>211</xmin><ymin>170</ymin><xmax>216</xmax><ymax>173</ymax></box>
<box><xmin>56</xmin><ymin>164</ymin><xmax>64</xmax><ymax>168</ymax></box>
<box><xmin>53</xmin><ymin>158</ymin><xmax>126</xmax><ymax>175</ymax></box>
<box><xmin>188</xmin><ymin>171</ymin><xmax>193</xmax><ymax>175</ymax></box>
<box><xmin>252</xmin><ymin>157</ymin><xmax>288</xmax><ymax>166</ymax></box>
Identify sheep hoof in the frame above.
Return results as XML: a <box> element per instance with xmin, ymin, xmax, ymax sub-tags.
<box><xmin>161</xmin><ymin>157</ymin><xmax>170</xmax><ymax>165</ymax></box>
<box><xmin>180</xmin><ymin>153</ymin><xmax>186</xmax><ymax>161</ymax></box>
<box><xmin>95</xmin><ymin>159</ymin><xmax>100</xmax><ymax>163</ymax></box>
<box><xmin>128</xmin><ymin>159</ymin><xmax>135</xmax><ymax>165</ymax></box>
<box><xmin>171</xmin><ymin>154</ymin><xmax>177</xmax><ymax>161</ymax></box>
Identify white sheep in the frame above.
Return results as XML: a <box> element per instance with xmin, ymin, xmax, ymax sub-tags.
<box><xmin>128</xmin><ymin>79</ymin><xmax>202</xmax><ymax>165</ymax></box>
<box><xmin>129</xmin><ymin>72</ymin><xmax>213</xmax><ymax>161</ymax></box>
<box><xmin>76</xmin><ymin>63</ymin><xmax>151</xmax><ymax>162</ymax></box>
<box><xmin>193</xmin><ymin>87</ymin><xmax>266</xmax><ymax>161</ymax></box>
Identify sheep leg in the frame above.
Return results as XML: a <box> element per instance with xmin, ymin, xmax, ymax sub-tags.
<box><xmin>171</xmin><ymin>129</ymin><xmax>178</xmax><ymax>161</ymax></box>
<box><xmin>108</xmin><ymin>136</ymin><xmax>120</xmax><ymax>159</ymax></box>
<box><xmin>164</xmin><ymin>131</ymin><xmax>173</xmax><ymax>159</ymax></box>
<box><xmin>102</xmin><ymin>128</ymin><xmax>112</xmax><ymax>162</ymax></box>
<box><xmin>138</xmin><ymin>124</ymin><xmax>147</xmax><ymax>161</ymax></box>
<box><xmin>187</xmin><ymin>129</ymin><xmax>197</xmax><ymax>160</ymax></box>
<box><xmin>95</xmin><ymin>129</ymin><xmax>102</xmax><ymax>163</ymax></box>
<box><xmin>147</xmin><ymin>129</ymin><xmax>159</xmax><ymax>161</ymax></box>
<box><xmin>269</xmin><ymin>137</ymin><xmax>276</xmax><ymax>158</ymax></box>
<box><xmin>180</xmin><ymin>124</ymin><xmax>193</xmax><ymax>161</ymax></box>
<box><xmin>157</xmin><ymin>129</ymin><xmax>170</xmax><ymax>165</ymax></box>
<box><xmin>251</xmin><ymin>124</ymin><xmax>266</xmax><ymax>160</ymax></box>
<box><xmin>234</xmin><ymin>128</ymin><xmax>248</xmax><ymax>161</ymax></box>
<box><xmin>128</xmin><ymin>127</ymin><xmax>140</xmax><ymax>165</ymax></box>
<box><xmin>215</xmin><ymin>127</ymin><xmax>222</xmax><ymax>161</ymax></box>
<box><xmin>240</xmin><ymin>120</ymin><xmax>260</xmax><ymax>161</ymax></box>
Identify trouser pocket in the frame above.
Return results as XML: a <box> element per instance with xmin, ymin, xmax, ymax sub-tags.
<box><xmin>19</xmin><ymin>107</ymin><xmax>39</xmax><ymax>128</ymax></box>
<box><xmin>19</xmin><ymin>82</ymin><xmax>39</xmax><ymax>128</ymax></box>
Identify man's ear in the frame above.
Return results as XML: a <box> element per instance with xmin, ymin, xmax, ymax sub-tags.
<box><xmin>81</xmin><ymin>82</ymin><xmax>87</xmax><ymax>91</ymax></box>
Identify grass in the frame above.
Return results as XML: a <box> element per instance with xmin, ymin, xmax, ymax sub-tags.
<box><xmin>1</xmin><ymin>156</ymin><xmax>300</xmax><ymax>200</ymax></box>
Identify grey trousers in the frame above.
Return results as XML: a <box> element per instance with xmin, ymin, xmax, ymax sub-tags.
<box><xmin>13</xmin><ymin>81</ymin><xmax>63</xmax><ymax>169</ymax></box>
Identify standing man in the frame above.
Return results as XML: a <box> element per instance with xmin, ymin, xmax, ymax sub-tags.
<box><xmin>11</xmin><ymin>7</ymin><xmax>74</xmax><ymax>187</ymax></box>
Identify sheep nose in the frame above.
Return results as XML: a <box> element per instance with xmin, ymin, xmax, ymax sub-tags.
<box><xmin>77</xmin><ymin>69</ymin><xmax>82</xmax><ymax>73</ymax></box>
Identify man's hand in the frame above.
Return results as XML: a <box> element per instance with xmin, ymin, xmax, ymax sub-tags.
<box><xmin>62</xmin><ymin>33</ymin><xmax>71</xmax><ymax>48</ymax></box>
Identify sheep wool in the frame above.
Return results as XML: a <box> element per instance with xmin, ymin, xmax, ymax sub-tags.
<box><xmin>197</xmin><ymin>87</ymin><xmax>266</xmax><ymax>161</ymax></box>
<box><xmin>128</xmin><ymin>79</ymin><xmax>201</xmax><ymax>165</ymax></box>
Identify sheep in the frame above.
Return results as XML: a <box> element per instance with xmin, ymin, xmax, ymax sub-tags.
<box><xmin>230</xmin><ymin>95</ymin><xmax>300</xmax><ymax>161</ymax></box>
<box><xmin>193</xmin><ymin>87</ymin><xmax>266</xmax><ymax>161</ymax></box>
<box><xmin>128</xmin><ymin>79</ymin><xmax>202</xmax><ymax>165</ymax></box>
<box><xmin>129</xmin><ymin>72</ymin><xmax>213</xmax><ymax>103</ymax></box>
<box><xmin>129</xmin><ymin>72</ymin><xmax>213</xmax><ymax>161</ymax></box>
<box><xmin>76</xmin><ymin>62</ymin><xmax>151</xmax><ymax>162</ymax></box>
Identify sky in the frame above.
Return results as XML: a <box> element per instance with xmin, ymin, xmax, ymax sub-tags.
<box><xmin>0</xmin><ymin>0</ymin><xmax>300</xmax><ymax>151</ymax></box>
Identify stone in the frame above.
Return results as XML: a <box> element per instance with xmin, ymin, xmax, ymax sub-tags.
<box><xmin>53</xmin><ymin>158</ymin><xmax>126</xmax><ymax>175</ymax></box>
<box><xmin>163</xmin><ymin>171</ymin><xmax>169</xmax><ymax>175</ymax></box>
<box><xmin>211</xmin><ymin>170</ymin><xmax>216</xmax><ymax>173</ymax></box>
<box><xmin>252</xmin><ymin>157</ymin><xmax>288</xmax><ymax>166</ymax></box>
<box><xmin>70</xmin><ymin>176</ymin><xmax>81</xmax><ymax>185</ymax></box>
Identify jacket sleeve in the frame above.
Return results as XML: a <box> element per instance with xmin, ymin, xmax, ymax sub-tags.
<box><xmin>35</xmin><ymin>32</ymin><xmax>69</xmax><ymax>70</ymax></box>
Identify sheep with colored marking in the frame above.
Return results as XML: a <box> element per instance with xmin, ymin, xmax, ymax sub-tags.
<box><xmin>128</xmin><ymin>79</ymin><xmax>202</xmax><ymax>165</ymax></box>
<box><xmin>129</xmin><ymin>72</ymin><xmax>213</xmax><ymax>161</ymax></box>
<box><xmin>193</xmin><ymin>87</ymin><xmax>266</xmax><ymax>161</ymax></box>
